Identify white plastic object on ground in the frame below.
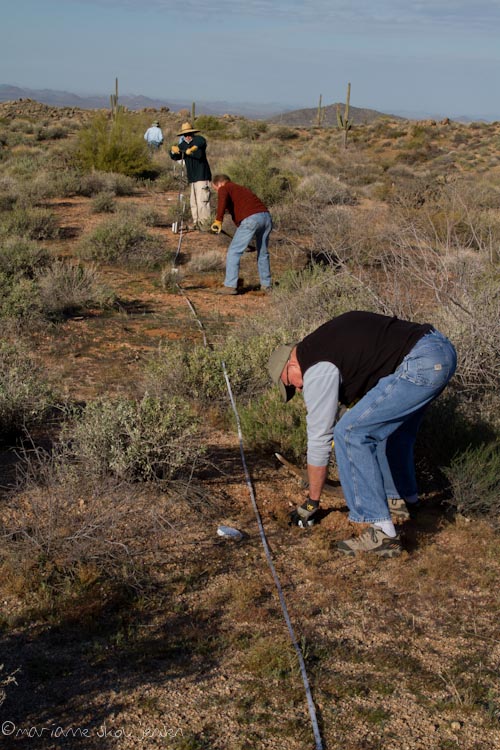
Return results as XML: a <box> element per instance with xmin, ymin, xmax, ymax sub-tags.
<box><xmin>217</xmin><ymin>525</ymin><xmax>243</xmax><ymax>541</ymax></box>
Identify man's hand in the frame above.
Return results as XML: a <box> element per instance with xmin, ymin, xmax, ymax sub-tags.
<box><xmin>211</xmin><ymin>220</ymin><xmax>222</xmax><ymax>234</ymax></box>
<box><xmin>185</xmin><ymin>145</ymin><xmax>198</xmax><ymax>155</ymax></box>
<box><xmin>289</xmin><ymin>498</ymin><xmax>320</xmax><ymax>528</ymax></box>
<box><xmin>170</xmin><ymin>145</ymin><xmax>180</xmax><ymax>154</ymax></box>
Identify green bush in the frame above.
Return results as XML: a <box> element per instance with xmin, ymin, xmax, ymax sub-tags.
<box><xmin>62</xmin><ymin>395</ymin><xmax>204</xmax><ymax>482</ymax></box>
<box><xmin>0</xmin><ymin>343</ymin><xmax>53</xmax><ymax>438</ymax></box>
<box><xmin>444</xmin><ymin>441</ymin><xmax>500</xmax><ymax>525</ymax></box>
<box><xmin>74</xmin><ymin>111</ymin><xmax>155</xmax><ymax>177</ymax></box>
<box><xmin>144</xmin><ymin>333</ymin><xmax>279</xmax><ymax>406</ymax></box>
<box><xmin>0</xmin><ymin>274</ymin><xmax>40</xmax><ymax>319</ymax></box>
<box><xmin>193</xmin><ymin>115</ymin><xmax>227</xmax><ymax>135</ymax></box>
<box><xmin>0</xmin><ymin>237</ymin><xmax>51</xmax><ymax>277</ymax></box>
<box><xmin>222</xmin><ymin>146</ymin><xmax>296</xmax><ymax>206</ymax></box>
<box><xmin>238</xmin><ymin>120</ymin><xmax>268</xmax><ymax>140</ymax></box>
<box><xmin>1</xmin><ymin>207</ymin><xmax>59</xmax><ymax>240</ymax></box>
<box><xmin>239</xmin><ymin>388</ymin><xmax>307</xmax><ymax>463</ymax></box>
<box><xmin>79</xmin><ymin>217</ymin><xmax>169</xmax><ymax>267</ymax></box>
<box><xmin>90</xmin><ymin>192</ymin><xmax>116</xmax><ymax>213</ymax></box>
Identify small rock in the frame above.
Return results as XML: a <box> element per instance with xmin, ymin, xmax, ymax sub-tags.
<box><xmin>450</xmin><ymin>720</ymin><xmax>462</xmax><ymax>731</ymax></box>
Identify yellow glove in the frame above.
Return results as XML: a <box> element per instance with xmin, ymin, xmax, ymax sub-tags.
<box><xmin>185</xmin><ymin>145</ymin><xmax>198</xmax><ymax>155</ymax></box>
<box><xmin>211</xmin><ymin>220</ymin><xmax>222</xmax><ymax>234</ymax></box>
<box><xmin>171</xmin><ymin>145</ymin><xmax>180</xmax><ymax>154</ymax></box>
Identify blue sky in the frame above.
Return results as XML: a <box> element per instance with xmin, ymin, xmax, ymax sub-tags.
<box><xmin>2</xmin><ymin>0</ymin><xmax>500</xmax><ymax>118</ymax></box>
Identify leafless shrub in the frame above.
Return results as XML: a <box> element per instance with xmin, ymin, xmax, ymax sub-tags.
<box><xmin>0</xmin><ymin>665</ymin><xmax>19</xmax><ymax>707</ymax></box>
<box><xmin>36</xmin><ymin>260</ymin><xmax>114</xmax><ymax>317</ymax></box>
<box><xmin>187</xmin><ymin>249</ymin><xmax>226</xmax><ymax>273</ymax></box>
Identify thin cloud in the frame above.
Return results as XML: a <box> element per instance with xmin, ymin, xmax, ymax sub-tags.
<box><xmin>66</xmin><ymin>0</ymin><xmax>500</xmax><ymax>30</ymax></box>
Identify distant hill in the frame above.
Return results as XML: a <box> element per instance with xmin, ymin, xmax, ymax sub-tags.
<box><xmin>0</xmin><ymin>85</ymin><xmax>284</xmax><ymax>119</ymax></box>
<box><xmin>268</xmin><ymin>102</ymin><xmax>405</xmax><ymax>126</ymax></box>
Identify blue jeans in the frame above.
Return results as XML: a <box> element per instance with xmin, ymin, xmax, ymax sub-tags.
<box><xmin>224</xmin><ymin>212</ymin><xmax>273</xmax><ymax>288</ymax></box>
<box><xmin>333</xmin><ymin>330</ymin><xmax>457</xmax><ymax>523</ymax></box>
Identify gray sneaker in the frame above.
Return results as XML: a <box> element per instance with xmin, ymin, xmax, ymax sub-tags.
<box><xmin>337</xmin><ymin>526</ymin><xmax>402</xmax><ymax>558</ymax></box>
<box><xmin>216</xmin><ymin>286</ymin><xmax>238</xmax><ymax>295</ymax></box>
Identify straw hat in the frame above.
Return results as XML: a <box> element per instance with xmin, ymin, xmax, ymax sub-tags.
<box><xmin>176</xmin><ymin>122</ymin><xmax>199</xmax><ymax>136</ymax></box>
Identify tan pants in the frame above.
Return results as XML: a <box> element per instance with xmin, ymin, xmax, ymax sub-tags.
<box><xmin>190</xmin><ymin>181</ymin><xmax>211</xmax><ymax>228</ymax></box>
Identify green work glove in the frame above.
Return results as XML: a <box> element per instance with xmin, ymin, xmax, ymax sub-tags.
<box><xmin>289</xmin><ymin>498</ymin><xmax>320</xmax><ymax>528</ymax></box>
<box><xmin>211</xmin><ymin>220</ymin><xmax>222</xmax><ymax>234</ymax></box>
<box><xmin>185</xmin><ymin>145</ymin><xmax>198</xmax><ymax>155</ymax></box>
<box><xmin>171</xmin><ymin>145</ymin><xmax>180</xmax><ymax>155</ymax></box>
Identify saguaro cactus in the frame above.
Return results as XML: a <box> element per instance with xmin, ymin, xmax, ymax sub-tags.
<box><xmin>191</xmin><ymin>101</ymin><xmax>196</xmax><ymax>123</ymax></box>
<box><xmin>110</xmin><ymin>77</ymin><xmax>119</xmax><ymax>121</ymax></box>
<box><xmin>336</xmin><ymin>82</ymin><xmax>352</xmax><ymax>148</ymax></box>
<box><xmin>317</xmin><ymin>94</ymin><xmax>324</xmax><ymax>128</ymax></box>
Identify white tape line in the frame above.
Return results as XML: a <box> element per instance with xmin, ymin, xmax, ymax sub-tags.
<box><xmin>222</xmin><ymin>362</ymin><xmax>324</xmax><ymax>750</ymax></box>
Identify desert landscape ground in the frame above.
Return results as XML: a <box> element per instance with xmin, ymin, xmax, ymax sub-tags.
<box><xmin>0</xmin><ymin>99</ymin><xmax>499</xmax><ymax>749</ymax></box>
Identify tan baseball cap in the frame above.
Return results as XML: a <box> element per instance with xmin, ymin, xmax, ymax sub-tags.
<box><xmin>267</xmin><ymin>343</ymin><xmax>297</xmax><ymax>402</ymax></box>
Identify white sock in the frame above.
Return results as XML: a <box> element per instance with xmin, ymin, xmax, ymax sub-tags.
<box><xmin>405</xmin><ymin>494</ymin><xmax>419</xmax><ymax>505</ymax></box>
<box><xmin>374</xmin><ymin>520</ymin><xmax>397</xmax><ymax>538</ymax></box>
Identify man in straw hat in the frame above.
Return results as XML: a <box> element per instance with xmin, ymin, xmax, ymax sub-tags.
<box><xmin>267</xmin><ymin>311</ymin><xmax>456</xmax><ymax>557</ymax></box>
<box><xmin>170</xmin><ymin>122</ymin><xmax>212</xmax><ymax>230</ymax></box>
<box><xmin>144</xmin><ymin>120</ymin><xmax>163</xmax><ymax>150</ymax></box>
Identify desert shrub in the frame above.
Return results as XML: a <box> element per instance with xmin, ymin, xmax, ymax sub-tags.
<box><xmin>144</xmin><ymin>333</ymin><xmax>279</xmax><ymax>406</ymax></box>
<box><xmin>0</xmin><ymin>343</ymin><xmax>53</xmax><ymax>438</ymax></box>
<box><xmin>74</xmin><ymin>111</ymin><xmax>155</xmax><ymax>177</ymax></box>
<box><xmin>151</xmin><ymin>170</ymin><xmax>178</xmax><ymax>191</ymax></box>
<box><xmin>61</xmin><ymin>395</ymin><xmax>204</xmax><ymax>482</ymax></box>
<box><xmin>238</xmin><ymin>120</ymin><xmax>268</xmax><ymax>140</ymax></box>
<box><xmin>36</xmin><ymin>261</ymin><xmax>114</xmax><ymax>318</ymax></box>
<box><xmin>187</xmin><ymin>249</ymin><xmax>226</xmax><ymax>273</ymax></box>
<box><xmin>193</xmin><ymin>115</ymin><xmax>227</xmax><ymax>135</ymax></box>
<box><xmin>270</xmin><ymin>126</ymin><xmax>299</xmax><ymax>141</ymax></box>
<box><xmin>1</xmin><ymin>472</ymin><xmax>168</xmax><ymax>593</ymax></box>
<box><xmin>118</xmin><ymin>203</ymin><xmax>167</xmax><ymax>226</ymax></box>
<box><xmin>1</xmin><ymin>207</ymin><xmax>59</xmax><ymax>240</ymax></box>
<box><xmin>79</xmin><ymin>217</ymin><xmax>168</xmax><ymax>267</ymax></box>
<box><xmin>0</xmin><ymin>236</ymin><xmax>51</xmax><ymax>277</ymax></box>
<box><xmin>33</xmin><ymin>125</ymin><xmax>68</xmax><ymax>141</ymax></box>
<box><xmin>222</xmin><ymin>146</ymin><xmax>296</xmax><ymax>206</ymax></box>
<box><xmin>49</xmin><ymin>170</ymin><xmax>82</xmax><ymax>198</ymax></box>
<box><xmin>271</xmin><ymin>266</ymin><xmax>381</xmax><ymax>341</ymax></box>
<box><xmin>444</xmin><ymin>441</ymin><xmax>500</xmax><ymax>525</ymax></box>
<box><xmin>0</xmin><ymin>275</ymin><xmax>40</xmax><ymax>319</ymax></box>
<box><xmin>0</xmin><ymin>192</ymin><xmax>17</xmax><ymax>212</ymax></box>
<box><xmin>76</xmin><ymin>170</ymin><xmax>137</xmax><ymax>197</ymax></box>
<box><xmin>90</xmin><ymin>191</ymin><xmax>116</xmax><ymax>213</ymax></box>
<box><xmin>297</xmin><ymin>173</ymin><xmax>357</xmax><ymax>206</ymax></box>
<box><xmin>13</xmin><ymin>172</ymin><xmax>60</xmax><ymax>207</ymax></box>
<box><xmin>239</xmin><ymin>388</ymin><xmax>307</xmax><ymax>463</ymax></box>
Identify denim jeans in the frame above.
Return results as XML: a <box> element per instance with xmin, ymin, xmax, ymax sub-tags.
<box><xmin>224</xmin><ymin>211</ymin><xmax>272</xmax><ymax>288</ymax></box>
<box><xmin>333</xmin><ymin>330</ymin><xmax>457</xmax><ymax>523</ymax></box>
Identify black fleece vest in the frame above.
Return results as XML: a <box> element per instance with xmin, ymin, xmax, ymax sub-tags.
<box><xmin>296</xmin><ymin>311</ymin><xmax>433</xmax><ymax>405</ymax></box>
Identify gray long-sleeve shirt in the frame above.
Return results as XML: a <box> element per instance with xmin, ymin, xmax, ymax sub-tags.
<box><xmin>302</xmin><ymin>361</ymin><xmax>340</xmax><ymax>466</ymax></box>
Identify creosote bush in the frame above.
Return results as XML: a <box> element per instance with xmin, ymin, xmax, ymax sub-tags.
<box><xmin>0</xmin><ymin>343</ymin><xmax>53</xmax><ymax>438</ymax></box>
<box><xmin>90</xmin><ymin>191</ymin><xmax>116</xmax><ymax>213</ymax></box>
<box><xmin>144</xmin><ymin>333</ymin><xmax>279</xmax><ymax>406</ymax></box>
<box><xmin>222</xmin><ymin>146</ymin><xmax>296</xmax><ymax>206</ymax></box>
<box><xmin>79</xmin><ymin>217</ymin><xmax>169</xmax><ymax>267</ymax></box>
<box><xmin>1</xmin><ymin>206</ymin><xmax>59</xmax><ymax>240</ymax></box>
<box><xmin>239</xmin><ymin>388</ymin><xmax>307</xmax><ymax>463</ymax></box>
<box><xmin>61</xmin><ymin>395</ymin><xmax>204</xmax><ymax>482</ymax></box>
